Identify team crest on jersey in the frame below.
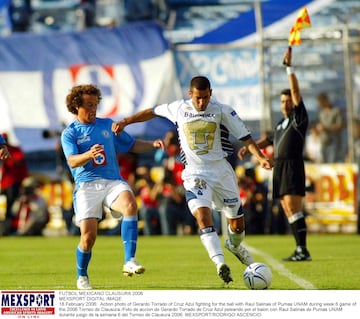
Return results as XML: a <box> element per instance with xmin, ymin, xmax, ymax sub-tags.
<box><xmin>93</xmin><ymin>151</ymin><xmax>107</xmax><ymax>166</ymax></box>
<box><xmin>102</xmin><ymin>130</ymin><xmax>110</xmax><ymax>138</ymax></box>
<box><xmin>230</xmin><ymin>110</ymin><xmax>237</xmax><ymax>116</ymax></box>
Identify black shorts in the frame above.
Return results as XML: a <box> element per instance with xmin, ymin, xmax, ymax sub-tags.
<box><xmin>273</xmin><ymin>159</ymin><xmax>305</xmax><ymax>199</ymax></box>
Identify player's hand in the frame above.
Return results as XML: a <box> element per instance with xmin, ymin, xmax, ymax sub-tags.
<box><xmin>0</xmin><ymin>145</ymin><xmax>11</xmax><ymax>160</ymax></box>
<box><xmin>237</xmin><ymin>146</ymin><xmax>248</xmax><ymax>160</ymax></box>
<box><xmin>259</xmin><ymin>157</ymin><xmax>274</xmax><ymax>170</ymax></box>
<box><xmin>112</xmin><ymin>119</ymin><xmax>127</xmax><ymax>135</ymax></box>
<box><xmin>88</xmin><ymin>144</ymin><xmax>104</xmax><ymax>159</ymax></box>
<box><xmin>153</xmin><ymin>139</ymin><xmax>165</xmax><ymax>150</ymax></box>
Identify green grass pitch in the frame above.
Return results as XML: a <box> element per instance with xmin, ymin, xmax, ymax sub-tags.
<box><xmin>0</xmin><ymin>234</ymin><xmax>360</xmax><ymax>290</ymax></box>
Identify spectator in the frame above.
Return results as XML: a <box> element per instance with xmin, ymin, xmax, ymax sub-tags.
<box><xmin>157</xmin><ymin>168</ymin><xmax>196</xmax><ymax>235</ymax></box>
<box><xmin>304</xmin><ymin>121</ymin><xmax>323</xmax><ymax>163</ymax></box>
<box><xmin>240</xmin><ymin>166</ymin><xmax>268</xmax><ymax>235</ymax></box>
<box><xmin>350</xmin><ymin>118</ymin><xmax>360</xmax><ymax>233</ymax></box>
<box><xmin>136</xmin><ymin>166</ymin><xmax>162</xmax><ymax>235</ymax></box>
<box><xmin>118</xmin><ymin>152</ymin><xmax>138</xmax><ymax>191</ymax></box>
<box><xmin>9</xmin><ymin>177</ymin><xmax>49</xmax><ymax>236</ymax></box>
<box><xmin>316</xmin><ymin>92</ymin><xmax>344</xmax><ymax>163</ymax></box>
<box><xmin>352</xmin><ymin>43</ymin><xmax>360</xmax><ymax>118</ymax></box>
<box><xmin>0</xmin><ymin>133</ymin><xmax>29</xmax><ymax>235</ymax></box>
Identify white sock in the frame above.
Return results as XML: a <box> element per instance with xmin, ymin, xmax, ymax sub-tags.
<box><xmin>228</xmin><ymin>225</ymin><xmax>245</xmax><ymax>247</ymax></box>
<box><xmin>200</xmin><ymin>230</ymin><xmax>225</xmax><ymax>266</ymax></box>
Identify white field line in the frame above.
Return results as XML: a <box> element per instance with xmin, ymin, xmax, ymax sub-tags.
<box><xmin>245</xmin><ymin>244</ymin><xmax>317</xmax><ymax>290</ymax></box>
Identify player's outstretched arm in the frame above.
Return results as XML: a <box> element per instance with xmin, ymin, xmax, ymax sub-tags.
<box><xmin>130</xmin><ymin>139</ymin><xmax>165</xmax><ymax>153</ymax></box>
<box><xmin>112</xmin><ymin>108</ymin><xmax>157</xmax><ymax>135</ymax></box>
<box><xmin>243</xmin><ymin>138</ymin><xmax>273</xmax><ymax>170</ymax></box>
<box><xmin>238</xmin><ymin>135</ymin><xmax>271</xmax><ymax>160</ymax></box>
<box><xmin>283</xmin><ymin>49</ymin><xmax>301</xmax><ymax>107</ymax></box>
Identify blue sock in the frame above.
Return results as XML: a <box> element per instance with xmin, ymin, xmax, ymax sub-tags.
<box><xmin>121</xmin><ymin>216</ymin><xmax>138</xmax><ymax>263</ymax></box>
<box><xmin>76</xmin><ymin>246</ymin><xmax>92</xmax><ymax>278</ymax></box>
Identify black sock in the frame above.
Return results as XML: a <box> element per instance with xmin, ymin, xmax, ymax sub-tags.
<box><xmin>290</xmin><ymin>217</ymin><xmax>307</xmax><ymax>249</ymax></box>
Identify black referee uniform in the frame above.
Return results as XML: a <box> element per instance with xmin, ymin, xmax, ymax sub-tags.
<box><xmin>269</xmin><ymin>100</ymin><xmax>308</xmax><ymax>199</ymax></box>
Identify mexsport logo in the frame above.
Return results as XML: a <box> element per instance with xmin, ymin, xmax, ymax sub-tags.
<box><xmin>1</xmin><ymin>291</ymin><xmax>55</xmax><ymax>316</ymax></box>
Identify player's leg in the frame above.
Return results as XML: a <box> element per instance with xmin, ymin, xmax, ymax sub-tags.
<box><xmin>281</xmin><ymin>194</ymin><xmax>311</xmax><ymax>261</ymax></box>
<box><xmin>74</xmin><ymin>182</ymin><xmax>105</xmax><ymax>289</ymax></box>
<box><xmin>108</xmin><ymin>184</ymin><xmax>145</xmax><ymax>276</ymax></box>
<box><xmin>183</xmin><ymin>170</ymin><xmax>232</xmax><ymax>284</ymax></box>
<box><xmin>224</xmin><ymin>211</ymin><xmax>254</xmax><ymax>266</ymax></box>
<box><xmin>217</xmin><ymin>163</ymin><xmax>254</xmax><ymax>266</ymax></box>
<box><xmin>192</xmin><ymin>206</ymin><xmax>233</xmax><ymax>284</ymax></box>
<box><xmin>77</xmin><ymin>218</ymin><xmax>97</xmax><ymax>289</ymax></box>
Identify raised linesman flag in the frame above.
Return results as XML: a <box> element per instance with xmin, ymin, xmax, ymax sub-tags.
<box><xmin>288</xmin><ymin>6</ymin><xmax>312</xmax><ymax>46</ymax></box>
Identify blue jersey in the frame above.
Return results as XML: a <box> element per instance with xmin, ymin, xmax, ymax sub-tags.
<box><xmin>61</xmin><ymin>118</ymin><xmax>135</xmax><ymax>185</ymax></box>
<box><xmin>0</xmin><ymin>134</ymin><xmax>5</xmax><ymax>144</ymax></box>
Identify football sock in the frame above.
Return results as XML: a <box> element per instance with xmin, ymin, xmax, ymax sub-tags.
<box><xmin>288</xmin><ymin>212</ymin><xmax>307</xmax><ymax>248</ymax></box>
<box><xmin>200</xmin><ymin>226</ymin><xmax>225</xmax><ymax>266</ymax></box>
<box><xmin>122</xmin><ymin>215</ymin><xmax>138</xmax><ymax>263</ymax></box>
<box><xmin>227</xmin><ymin>225</ymin><xmax>245</xmax><ymax>247</ymax></box>
<box><xmin>76</xmin><ymin>245</ymin><xmax>91</xmax><ymax>278</ymax></box>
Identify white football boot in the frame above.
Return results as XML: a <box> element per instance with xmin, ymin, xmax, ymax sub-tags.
<box><xmin>225</xmin><ymin>239</ymin><xmax>254</xmax><ymax>266</ymax></box>
<box><xmin>123</xmin><ymin>258</ymin><xmax>145</xmax><ymax>276</ymax></box>
<box><xmin>77</xmin><ymin>276</ymin><xmax>92</xmax><ymax>290</ymax></box>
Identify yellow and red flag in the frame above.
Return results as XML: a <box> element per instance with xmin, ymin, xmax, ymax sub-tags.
<box><xmin>288</xmin><ymin>6</ymin><xmax>311</xmax><ymax>46</ymax></box>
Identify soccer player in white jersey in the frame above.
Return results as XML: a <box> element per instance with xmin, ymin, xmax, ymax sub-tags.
<box><xmin>113</xmin><ymin>76</ymin><xmax>273</xmax><ymax>284</ymax></box>
<box><xmin>61</xmin><ymin>84</ymin><xmax>164</xmax><ymax>289</ymax></box>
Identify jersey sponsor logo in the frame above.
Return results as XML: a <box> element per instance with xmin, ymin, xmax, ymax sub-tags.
<box><xmin>224</xmin><ymin>198</ymin><xmax>239</xmax><ymax>204</ymax></box>
<box><xmin>77</xmin><ymin>135</ymin><xmax>91</xmax><ymax>145</ymax></box>
<box><xmin>184</xmin><ymin>112</ymin><xmax>215</xmax><ymax>118</ymax></box>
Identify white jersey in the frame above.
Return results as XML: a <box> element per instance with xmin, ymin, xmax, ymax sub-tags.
<box><xmin>154</xmin><ymin>98</ymin><xmax>251</xmax><ymax>167</ymax></box>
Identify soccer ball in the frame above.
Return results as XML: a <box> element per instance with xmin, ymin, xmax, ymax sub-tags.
<box><xmin>243</xmin><ymin>262</ymin><xmax>272</xmax><ymax>290</ymax></box>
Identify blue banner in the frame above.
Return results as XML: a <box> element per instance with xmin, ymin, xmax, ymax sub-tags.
<box><xmin>174</xmin><ymin>48</ymin><xmax>262</xmax><ymax>120</ymax></box>
<box><xmin>0</xmin><ymin>21</ymin><xmax>180</xmax><ymax>152</ymax></box>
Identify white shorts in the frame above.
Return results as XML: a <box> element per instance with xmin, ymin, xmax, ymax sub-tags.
<box><xmin>182</xmin><ymin>159</ymin><xmax>241</xmax><ymax>219</ymax></box>
<box><xmin>73</xmin><ymin>179</ymin><xmax>133</xmax><ymax>225</ymax></box>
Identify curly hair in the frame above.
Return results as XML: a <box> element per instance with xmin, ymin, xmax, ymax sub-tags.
<box><xmin>66</xmin><ymin>84</ymin><xmax>102</xmax><ymax>115</ymax></box>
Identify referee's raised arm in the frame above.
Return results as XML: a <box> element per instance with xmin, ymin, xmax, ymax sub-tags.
<box><xmin>283</xmin><ymin>49</ymin><xmax>301</xmax><ymax>107</ymax></box>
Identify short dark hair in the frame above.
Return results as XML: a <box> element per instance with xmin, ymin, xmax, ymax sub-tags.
<box><xmin>190</xmin><ymin>76</ymin><xmax>211</xmax><ymax>91</ymax></box>
<box><xmin>281</xmin><ymin>88</ymin><xmax>291</xmax><ymax>96</ymax></box>
<box><xmin>66</xmin><ymin>84</ymin><xmax>102</xmax><ymax>115</ymax></box>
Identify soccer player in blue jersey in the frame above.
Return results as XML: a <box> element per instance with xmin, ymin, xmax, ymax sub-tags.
<box><xmin>61</xmin><ymin>84</ymin><xmax>164</xmax><ymax>289</ymax></box>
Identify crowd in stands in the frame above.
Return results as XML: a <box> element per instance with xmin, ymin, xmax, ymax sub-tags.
<box><xmin>0</xmin><ymin>108</ymin><xmax>360</xmax><ymax>237</ymax></box>
<box><xmin>0</xmin><ymin>0</ymin><xmax>165</xmax><ymax>35</ymax></box>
